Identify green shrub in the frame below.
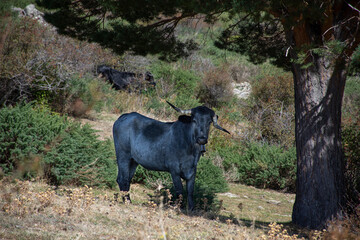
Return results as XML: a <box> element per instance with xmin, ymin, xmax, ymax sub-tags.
<box><xmin>218</xmin><ymin>141</ymin><xmax>296</xmax><ymax>191</ymax></box>
<box><xmin>342</xmin><ymin>77</ymin><xmax>360</xmax><ymax>198</ymax></box>
<box><xmin>196</xmin><ymin>156</ymin><xmax>228</xmax><ymax>194</ymax></box>
<box><xmin>133</xmin><ymin>156</ymin><xmax>227</xmax><ymax>193</ymax></box>
<box><xmin>43</xmin><ymin>124</ymin><xmax>117</xmax><ymax>188</ymax></box>
<box><xmin>0</xmin><ymin>103</ymin><xmax>117</xmax><ymax>188</ymax></box>
<box><xmin>144</xmin><ymin>97</ymin><xmax>167</xmax><ymax>113</ymax></box>
<box><xmin>342</xmin><ymin>77</ymin><xmax>360</xmax><ymax>125</ymax></box>
<box><xmin>192</xmin><ymin>157</ymin><xmax>228</xmax><ymax>211</ymax></box>
<box><xmin>342</xmin><ymin>122</ymin><xmax>360</xmax><ymax>194</ymax></box>
<box><xmin>62</xmin><ymin>74</ymin><xmax>133</xmax><ymax>115</ymax></box>
<box><xmin>132</xmin><ymin>165</ymin><xmax>172</xmax><ymax>187</ymax></box>
<box><xmin>348</xmin><ymin>46</ymin><xmax>360</xmax><ymax>76</ymax></box>
<box><xmin>149</xmin><ymin>62</ymin><xmax>200</xmax><ymax>109</ymax></box>
<box><xmin>0</xmin><ymin>103</ymin><xmax>69</xmax><ymax>173</ymax></box>
<box><xmin>132</xmin><ymin>154</ymin><xmax>228</xmax><ymax>210</ymax></box>
<box><xmin>63</xmin><ymin>75</ymin><xmax>105</xmax><ymax>115</ymax></box>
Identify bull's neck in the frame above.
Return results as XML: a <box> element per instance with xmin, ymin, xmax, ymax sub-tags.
<box><xmin>173</xmin><ymin>121</ymin><xmax>198</xmax><ymax>152</ymax></box>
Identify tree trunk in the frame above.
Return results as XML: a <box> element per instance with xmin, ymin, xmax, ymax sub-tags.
<box><xmin>291</xmin><ymin>55</ymin><xmax>347</xmax><ymax>229</ymax></box>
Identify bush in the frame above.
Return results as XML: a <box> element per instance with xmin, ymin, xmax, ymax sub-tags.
<box><xmin>217</xmin><ymin>141</ymin><xmax>296</xmax><ymax>191</ymax></box>
<box><xmin>196</xmin><ymin>65</ymin><xmax>234</xmax><ymax>108</ymax></box>
<box><xmin>61</xmin><ymin>73</ymin><xmax>156</xmax><ymax>116</ymax></box>
<box><xmin>0</xmin><ymin>103</ymin><xmax>117</xmax><ymax>188</ymax></box>
<box><xmin>342</xmin><ymin>122</ymin><xmax>360</xmax><ymax>195</ymax></box>
<box><xmin>0</xmin><ymin>16</ymin><xmax>49</xmax><ymax>105</ymax></box>
<box><xmin>132</xmin><ymin>165</ymin><xmax>172</xmax><ymax>188</ymax></box>
<box><xmin>252</xmin><ymin>72</ymin><xmax>294</xmax><ymax>106</ymax></box>
<box><xmin>324</xmin><ymin>203</ymin><xmax>360</xmax><ymax>239</ymax></box>
<box><xmin>348</xmin><ymin>46</ymin><xmax>360</xmax><ymax>76</ymax></box>
<box><xmin>342</xmin><ymin>77</ymin><xmax>360</xmax><ymax>202</ymax></box>
<box><xmin>342</xmin><ymin>77</ymin><xmax>360</xmax><ymax>125</ymax></box>
<box><xmin>195</xmin><ymin>156</ymin><xmax>228</xmax><ymax>194</ymax></box>
<box><xmin>0</xmin><ymin>13</ymin><xmax>118</xmax><ymax>108</ymax></box>
<box><xmin>132</xmin><ymin>155</ymin><xmax>228</xmax><ymax>210</ymax></box>
<box><xmin>62</xmin><ymin>75</ymin><xmax>119</xmax><ymax>115</ymax></box>
<box><xmin>149</xmin><ymin>62</ymin><xmax>200</xmax><ymax>109</ymax></box>
<box><xmin>0</xmin><ymin>103</ymin><xmax>69</xmax><ymax>174</ymax></box>
<box><xmin>243</xmin><ymin>71</ymin><xmax>295</xmax><ymax>147</ymax></box>
<box><xmin>43</xmin><ymin>124</ymin><xmax>117</xmax><ymax>188</ymax></box>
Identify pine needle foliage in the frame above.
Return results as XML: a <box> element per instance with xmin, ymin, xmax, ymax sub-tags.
<box><xmin>43</xmin><ymin>124</ymin><xmax>116</xmax><ymax>188</ymax></box>
<box><xmin>218</xmin><ymin>141</ymin><xmax>296</xmax><ymax>192</ymax></box>
<box><xmin>0</xmin><ymin>103</ymin><xmax>117</xmax><ymax>188</ymax></box>
<box><xmin>0</xmin><ymin>103</ymin><xmax>69</xmax><ymax>173</ymax></box>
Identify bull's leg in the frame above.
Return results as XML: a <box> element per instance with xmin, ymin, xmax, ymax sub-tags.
<box><xmin>170</xmin><ymin>173</ymin><xmax>184</xmax><ymax>203</ymax></box>
<box><xmin>125</xmin><ymin>159</ymin><xmax>138</xmax><ymax>202</ymax></box>
<box><xmin>186</xmin><ymin>174</ymin><xmax>196</xmax><ymax>211</ymax></box>
<box><xmin>116</xmin><ymin>152</ymin><xmax>133</xmax><ymax>203</ymax></box>
<box><xmin>116</xmin><ymin>162</ymin><xmax>130</xmax><ymax>191</ymax></box>
<box><xmin>128</xmin><ymin>159</ymin><xmax>138</xmax><ymax>182</ymax></box>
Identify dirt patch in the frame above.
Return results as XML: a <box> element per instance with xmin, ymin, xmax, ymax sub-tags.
<box><xmin>72</xmin><ymin>112</ymin><xmax>119</xmax><ymax>141</ymax></box>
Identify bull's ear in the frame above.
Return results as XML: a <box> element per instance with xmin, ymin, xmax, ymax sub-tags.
<box><xmin>178</xmin><ymin>115</ymin><xmax>191</xmax><ymax>123</ymax></box>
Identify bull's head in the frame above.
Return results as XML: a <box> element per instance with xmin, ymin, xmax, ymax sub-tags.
<box><xmin>145</xmin><ymin>71</ymin><xmax>156</xmax><ymax>86</ymax></box>
<box><xmin>166</xmin><ymin>101</ymin><xmax>230</xmax><ymax>148</ymax></box>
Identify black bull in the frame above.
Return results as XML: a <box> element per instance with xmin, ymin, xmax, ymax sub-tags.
<box><xmin>97</xmin><ymin>65</ymin><xmax>156</xmax><ymax>91</ymax></box>
<box><xmin>113</xmin><ymin>101</ymin><xmax>230</xmax><ymax>210</ymax></box>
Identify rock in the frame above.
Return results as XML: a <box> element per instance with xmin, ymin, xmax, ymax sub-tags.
<box><xmin>24</xmin><ymin>4</ymin><xmax>43</xmax><ymax>17</ymax></box>
<box><xmin>232</xmin><ymin>82</ymin><xmax>251</xmax><ymax>99</ymax></box>
<box><xmin>267</xmin><ymin>199</ymin><xmax>281</xmax><ymax>205</ymax></box>
<box><xmin>219</xmin><ymin>192</ymin><xmax>239</xmax><ymax>198</ymax></box>
<box><xmin>11</xmin><ymin>4</ymin><xmax>50</xmax><ymax>27</ymax></box>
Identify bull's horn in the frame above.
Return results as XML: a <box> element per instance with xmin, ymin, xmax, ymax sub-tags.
<box><xmin>166</xmin><ymin>101</ymin><xmax>192</xmax><ymax>115</ymax></box>
<box><xmin>213</xmin><ymin>115</ymin><xmax>230</xmax><ymax>134</ymax></box>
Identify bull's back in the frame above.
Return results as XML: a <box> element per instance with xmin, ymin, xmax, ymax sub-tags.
<box><xmin>113</xmin><ymin>112</ymin><xmax>143</xmax><ymax>139</ymax></box>
<box><xmin>113</xmin><ymin>112</ymin><xmax>172</xmax><ymax>149</ymax></box>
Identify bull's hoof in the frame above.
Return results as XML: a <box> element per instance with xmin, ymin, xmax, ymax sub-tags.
<box><xmin>122</xmin><ymin>193</ymin><xmax>131</xmax><ymax>204</ymax></box>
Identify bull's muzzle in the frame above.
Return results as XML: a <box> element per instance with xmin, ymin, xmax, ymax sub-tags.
<box><xmin>196</xmin><ymin>137</ymin><xmax>208</xmax><ymax>145</ymax></box>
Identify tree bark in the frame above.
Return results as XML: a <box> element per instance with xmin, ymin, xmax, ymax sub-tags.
<box><xmin>291</xmin><ymin>55</ymin><xmax>347</xmax><ymax>229</ymax></box>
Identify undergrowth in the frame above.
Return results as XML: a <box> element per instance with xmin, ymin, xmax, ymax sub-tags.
<box><xmin>133</xmin><ymin>155</ymin><xmax>228</xmax><ymax>210</ymax></box>
<box><xmin>213</xmin><ymin>139</ymin><xmax>296</xmax><ymax>192</ymax></box>
<box><xmin>0</xmin><ymin>103</ymin><xmax>117</xmax><ymax>188</ymax></box>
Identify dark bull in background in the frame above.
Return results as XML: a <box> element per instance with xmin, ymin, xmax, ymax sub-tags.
<box><xmin>97</xmin><ymin>65</ymin><xmax>156</xmax><ymax>91</ymax></box>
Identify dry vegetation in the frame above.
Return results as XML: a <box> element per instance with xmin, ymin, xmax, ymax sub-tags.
<box><xmin>0</xmin><ymin>178</ymin><xmax>308</xmax><ymax>240</ymax></box>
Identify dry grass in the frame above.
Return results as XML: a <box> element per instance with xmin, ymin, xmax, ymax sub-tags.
<box><xmin>0</xmin><ymin>178</ymin><xmax>308</xmax><ymax>240</ymax></box>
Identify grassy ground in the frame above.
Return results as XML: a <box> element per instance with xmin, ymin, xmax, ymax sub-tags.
<box><xmin>0</xmin><ymin>178</ymin><xmax>304</xmax><ymax>240</ymax></box>
<box><xmin>218</xmin><ymin>183</ymin><xmax>294</xmax><ymax>224</ymax></box>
